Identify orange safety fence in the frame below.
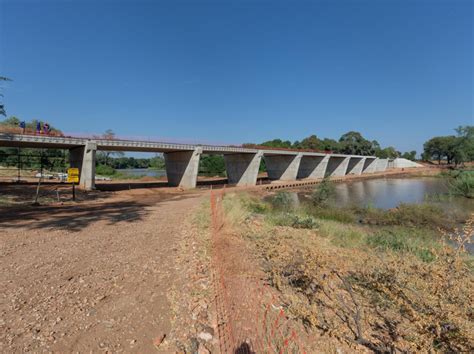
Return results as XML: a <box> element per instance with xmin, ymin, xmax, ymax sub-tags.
<box><xmin>210</xmin><ymin>187</ymin><xmax>307</xmax><ymax>353</ymax></box>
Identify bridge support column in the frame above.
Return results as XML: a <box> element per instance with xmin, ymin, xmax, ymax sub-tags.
<box><xmin>265</xmin><ymin>153</ymin><xmax>302</xmax><ymax>181</ymax></box>
<box><xmin>69</xmin><ymin>141</ymin><xmax>97</xmax><ymax>190</ymax></box>
<box><xmin>297</xmin><ymin>155</ymin><xmax>328</xmax><ymax>179</ymax></box>
<box><xmin>224</xmin><ymin>151</ymin><xmax>262</xmax><ymax>186</ymax></box>
<box><xmin>375</xmin><ymin>158</ymin><xmax>389</xmax><ymax>172</ymax></box>
<box><xmin>362</xmin><ymin>157</ymin><xmax>377</xmax><ymax>173</ymax></box>
<box><xmin>346</xmin><ymin>157</ymin><xmax>365</xmax><ymax>175</ymax></box>
<box><xmin>164</xmin><ymin>148</ymin><xmax>202</xmax><ymax>189</ymax></box>
<box><xmin>325</xmin><ymin>156</ymin><xmax>350</xmax><ymax>177</ymax></box>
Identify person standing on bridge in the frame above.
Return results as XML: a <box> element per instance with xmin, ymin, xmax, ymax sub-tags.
<box><xmin>19</xmin><ymin>121</ymin><xmax>26</xmax><ymax>134</ymax></box>
<box><xmin>43</xmin><ymin>122</ymin><xmax>50</xmax><ymax>135</ymax></box>
<box><xmin>36</xmin><ymin>121</ymin><xmax>41</xmax><ymax>135</ymax></box>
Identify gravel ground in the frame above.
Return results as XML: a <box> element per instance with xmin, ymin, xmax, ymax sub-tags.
<box><xmin>0</xmin><ymin>189</ymin><xmax>208</xmax><ymax>352</ymax></box>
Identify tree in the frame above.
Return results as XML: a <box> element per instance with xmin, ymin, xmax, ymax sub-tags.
<box><xmin>401</xmin><ymin>151</ymin><xmax>417</xmax><ymax>161</ymax></box>
<box><xmin>0</xmin><ymin>76</ymin><xmax>12</xmax><ymax>116</ymax></box>
<box><xmin>299</xmin><ymin>135</ymin><xmax>323</xmax><ymax>150</ymax></box>
<box><xmin>376</xmin><ymin>146</ymin><xmax>399</xmax><ymax>159</ymax></box>
<box><xmin>95</xmin><ymin>129</ymin><xmax>125</xmax><ymax>166</ymax></box>
<box><xmin>338</xmin><ymin>131</ymin><xmax>375</xmax><ymax>155</ymax></box>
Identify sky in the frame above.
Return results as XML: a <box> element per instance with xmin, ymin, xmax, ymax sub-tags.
<box><xmin>0</xmin><ymin>0</ymin><xmax>473</xmax><ymax>154</ymax></box>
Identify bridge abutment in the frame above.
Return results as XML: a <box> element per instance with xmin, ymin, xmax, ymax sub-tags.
<box><xmin>164</xmin><ymin>148</ymin><xmax>202</xmax><ymax>189</ymax></box>
<box><xmin>69</xmin><ymin>141</ymin><xmax>97</xmax><ymax>190</ymax></box>
<box><xmin>265</xmin><ymin>153</ymin><xmax>302</xmax><ymax>181</ymax></box>
<box><xmin>297</xmin><ymin>155</ymin><xmax>328</xmax><ymax>179</ymax></box>
<box><xmin>375</xmin><ymin>158</ymin><xmax>389</xmax><ymax>172</ymax></box>
<box><xmin>325</xmin><ymin>156</ymin><xmax>350</xmax><ymax>177</ymax></box>
<box><xmin>224</xmin><ymin>151</ymin><xmax>262</xmax><ymax>186</ymax></box>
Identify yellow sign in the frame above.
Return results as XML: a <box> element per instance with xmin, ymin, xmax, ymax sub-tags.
<box><xmin>67</xmin><ymin>168</ymin><xmax>80</xmax><ymax>183</ymax></box>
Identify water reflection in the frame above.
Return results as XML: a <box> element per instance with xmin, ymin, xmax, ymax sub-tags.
<box><xmin>292</xmin><ymin>177</ymin><xmax>473</xmax><ymax>212</ymax></box>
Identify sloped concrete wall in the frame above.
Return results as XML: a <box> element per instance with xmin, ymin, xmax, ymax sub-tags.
<box><xmin>297</xmin><ymin>155</ymin><xmax>328</xmax><ymax>179</ymax></box>
<box><xmin>393</xmin><ymin>158</ymin><xmax>422</xmax><ymax>168</ymax></box>
<box><xmin>224</xmin><ymin>152</ymin><xmax>262</xmax><ymax>186</ymax></box>
<box><xmin>325</xmin><ymin>156</ymin><xmax>350</xmax><ymax>177</ymax></box>
<box><xmin>375</xmin><ymin>158</ymin><xmax>389</xmax><ymax>172</ymax></box>
<box><xmin>164</xmin><ymin>148</ymin><xmax>202</xmax><ymax>188</ymax></box>
<box><xmin>346</xmin><ymin>157</ymin><xmax>365</xmax><ymax>175</ymax></box>
<box><xmin>265</xmin><ymin>153</ymin><xmax>302</xmax><ymax>181</ymax></box>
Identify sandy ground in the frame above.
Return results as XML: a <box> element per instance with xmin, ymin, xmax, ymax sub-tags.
<box><xmin>0</xmin><ymin>189</ymin><xmax>208</xmax><ymax>353</ymax></box>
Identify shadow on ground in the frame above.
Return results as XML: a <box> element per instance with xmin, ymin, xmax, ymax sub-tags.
<box><xmin>0</xmin><ymin>193</ymin><xmax>196</xmax><ymax>231</ymax></box>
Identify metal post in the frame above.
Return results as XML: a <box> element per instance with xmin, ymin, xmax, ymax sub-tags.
<box><xmin>17</xmin><ymin>147</ymin><xmax>20</xmax><ymax>183</ymax></box>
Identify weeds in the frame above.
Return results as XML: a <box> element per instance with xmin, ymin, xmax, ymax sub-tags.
<box><xmin>447</xmin><ymin>171</ymin><xmax>474</xmax><ymax>198</ymax></box>
<box><xmin>222</xmin><ymin>192</ymin><xmax>474</xmax><ymax>352</ymax></box>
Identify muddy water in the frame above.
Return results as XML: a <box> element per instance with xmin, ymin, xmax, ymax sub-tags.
<box><xmin>293</xmin><ymin>177</ymin><xmax>473</xmax><ymax>212</ymax></box>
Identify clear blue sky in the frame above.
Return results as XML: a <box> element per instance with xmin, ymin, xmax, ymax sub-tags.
<box><xmin>1</xmin><ymin>0</ymin><xmax>473</xmax><ymax>154</ymax></box>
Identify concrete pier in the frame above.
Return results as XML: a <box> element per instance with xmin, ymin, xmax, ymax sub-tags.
<box><xmin>325</xmin><ymin>156</ymin><xmax>350</xmax><ymax>177</ymax></box>
<box><xmin>224</xmin><ymin>152</ymin><xmax>262</xmax><ymax>186</ymax></box>
<box><xmin>164</xmin><ymin>148</ymin><xmax>202</xmax><ymax>189</ymax></box>
<box><xmin>69</xmin><ymin>141</ymin><xmax>97</xmax><ymax>190</ymax></box>
<box><xmin>297</xmin><ymin>155</ymin><xmax>328</xmax><ymax>179</ymax></box>
<box><xmin>346</xmin><ymin>157</ymin><xmax>365</xmax><ymax>175</ymax></box>
<box><xmin>362</xmin><ymin>157</ymin><xmax>377</xmax><ymax>173</ymax></box>
<box><xmin>265</xmin><ymin>153</ymin><xmax>302</xmax><ymax>181</ymax></box>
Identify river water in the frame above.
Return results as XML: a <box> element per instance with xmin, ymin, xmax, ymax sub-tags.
<box><xmin>291</xmin><ymin>177</ymin><xmax>473</xmax><ymax>212</ymax></box>
<box><xmin>117</xmin><ymin>168</ymin><xmax>166</xmax><ymax>178</ymax></box>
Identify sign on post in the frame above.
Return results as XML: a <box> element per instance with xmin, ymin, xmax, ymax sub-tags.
<box><xmin>67</xmin><ymin>168</ymin><xmax>80</xmax><ymax>183</ymax></box>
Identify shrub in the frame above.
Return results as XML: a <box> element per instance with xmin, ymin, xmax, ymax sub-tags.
<box><xmin>270</xmin><ymin>191</ymin><xmax>294</xmax><ymax>211</ymax></box>
<box><xmin>448</xmin><ymin>171</ymin><xmax>474</xmax><ymax>198</ymax></box>
<box><xmin>95</xmin><ymin>164</ymin><xmax>115</xmax><ymax>176</ymax></box>
<box><xmin>271</xmin><ymin>213</ymin><xmax>318</xmax><ymax>229</ymax></box>
<box><xmin>310</xmin><ymin>178</ymin><xmax>335</xmax><ymax>206</ymax></box>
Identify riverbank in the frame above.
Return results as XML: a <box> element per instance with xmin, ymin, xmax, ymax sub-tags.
<box><xmin>201</xmin><ymin>187</ymin><xmax>474</xmax><ymax>352</ymax></box>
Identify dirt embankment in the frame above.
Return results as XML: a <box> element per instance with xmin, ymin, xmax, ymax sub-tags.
<box><xmin>0</xmin><ymin>189</ymin><xmax>218</xmax><ymax>353</ymax></box>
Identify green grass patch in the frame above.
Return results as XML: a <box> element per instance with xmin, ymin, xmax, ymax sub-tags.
<box><xmin>366</xmin><ymin>227</ymin><xmax>440</xmax><ymax>262</ymax></box>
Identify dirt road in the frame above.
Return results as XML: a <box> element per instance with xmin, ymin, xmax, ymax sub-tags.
<box><xmin>0</xmin><ymin>189</ymin><xmax>205</xmax><ymax>352</ymax></box>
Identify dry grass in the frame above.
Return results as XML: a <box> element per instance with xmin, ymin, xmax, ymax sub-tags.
<box><xmin>224</xmin><ymin>193</ymin><xmax>474</xmax><ymax>352</ymax></box>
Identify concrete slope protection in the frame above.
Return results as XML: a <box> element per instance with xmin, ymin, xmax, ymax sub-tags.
<box><xmin>0</xmin><ymin>133</ymin><xmax>418</xmax><ymax>190</ymax></box>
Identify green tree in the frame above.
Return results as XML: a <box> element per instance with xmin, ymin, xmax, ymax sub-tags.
<box><xmin>0</xmin><ymin>76</ymin><xmax>12</xmax><ymax>116</ymax></box>
<box><xmin>338</xmin><ymin>131</ymin><xmax>375</xmax><ymax>155</ymax></box>
<box><xmin>299</xmin><ymin>135</ymin><xmax>323</xmax><ymax>150</ymax></box>
<box><xmin>401</xmin><ymin>151</ymin><xmax>417</xmax><ymax>161</ymax></box>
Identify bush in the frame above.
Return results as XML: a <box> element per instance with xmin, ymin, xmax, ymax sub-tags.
<box><xmin>96</xmin><ymin>164</ymin><xmax>115</xmax><ymax>176</ymax></box>
<box><xmin>271</xmin><ymin>213</ymin><xmax>319</xmax><ymax>229</ymax></box>
<box><xmin>270</xmin><ymin>191</ymin><xmax>294</xmax><ymax>211</ymax></box>
<box><xmin>310</xmin><ymin>178</ymin><xmax>335</xmax><ymax>206</ymax></box>
<box><xmin>448</xmin><ymin>171</ymin><xmax>474</xmax><ymax>198</ymax></box>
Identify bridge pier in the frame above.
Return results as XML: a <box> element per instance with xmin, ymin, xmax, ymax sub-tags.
<box><xmin>69</xmin><ymin>141</ymin><xmax>97</xmax><ymax>190</ymax></box>
<box><xmin>346</xmin><ymin>157</ymin><xmax>365</xmax><ymax>175</ymax></box>
<box><xmin>325</xmin><ymin>156</ymin><xmax>350</xmax><ymax>177</ymax></box>
<box><xmin>265</xmin><ymin>153</ymin><xmax>302</xmax><ymax>181</ymax></box>
<box><xmin>362</xmin><ymin>157</ymin><xmax>377</xmax><ymax>173</ymax></box>
<box><xmin>297</xmin><ymin>155</ymin><xmax>328</xmax><ymax>179</ymax></box>
<box><xmin>224</xmin><ymin>151</ymin><xmax>262</xmax><ymax>186</ymax></box>
<box><xmin>164</xmin><ymin>148</ymin><xmax>202</xmax><ymax>189</ymax></box>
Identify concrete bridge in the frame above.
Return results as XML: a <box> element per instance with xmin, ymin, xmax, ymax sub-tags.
<box><xmin>0</xmin><ymin>133</ymin><xmax>393</xmax><ymax>190</ymax></box>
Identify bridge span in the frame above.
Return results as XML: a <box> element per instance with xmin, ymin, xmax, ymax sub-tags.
<box><xmin>0</xmin><ymin>133</ymin><xmax>394</xmax><ymax>190</ymax></box>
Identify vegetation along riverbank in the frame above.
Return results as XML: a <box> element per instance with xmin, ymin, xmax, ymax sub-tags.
<box><xmin>211</xmin><ymin>177</ymin><xmax>473</xmax><ymax>352</ymax></box>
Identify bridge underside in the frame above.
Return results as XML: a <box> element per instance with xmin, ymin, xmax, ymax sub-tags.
<box><xmin>0</xmin><ymin>134</ymin><xmax>391</xmax><ymax>190</ymax></box>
